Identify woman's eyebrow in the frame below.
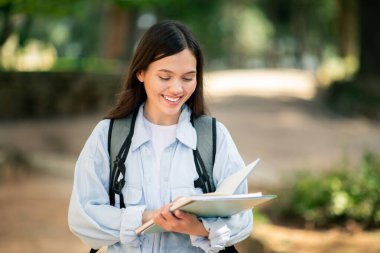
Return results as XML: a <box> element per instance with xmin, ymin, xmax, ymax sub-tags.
<box><xmin>158</xmin><ymin>69</ymin><xmax>196</xmax><ymax>74</ymax></box>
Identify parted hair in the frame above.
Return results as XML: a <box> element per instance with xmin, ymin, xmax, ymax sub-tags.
<box><xmin>105</xmin><ymin>20</ymin><xmax>208</xmax><ymax>119</ymax></box>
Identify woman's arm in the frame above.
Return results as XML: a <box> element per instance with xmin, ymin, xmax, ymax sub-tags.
<box><xmin>68</xmin><ymin>120</ymin><xmax>146</xmax><ymax>249</ymax></box>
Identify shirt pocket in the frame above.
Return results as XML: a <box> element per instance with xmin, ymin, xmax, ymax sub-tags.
<box><xmin>124</xmin><ymin>186</ymin><xmax>143</xmax><ymax>206</ymax></box>
<box><xmin>170</xmin><ymin>187</ymin><xmax>202</xmax><ymax>202</ymax></box>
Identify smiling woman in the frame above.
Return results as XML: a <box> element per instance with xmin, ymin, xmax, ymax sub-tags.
<box><xmin>68</xmin><ymin>20</ymin><xmax>252</xmax><ymax>253</ymax></box>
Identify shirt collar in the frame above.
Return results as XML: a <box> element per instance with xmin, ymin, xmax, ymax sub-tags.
<box><xmin>131</xmin><ymin>103</ymin><xmax>197</xmax><ymax>151</ymax></box>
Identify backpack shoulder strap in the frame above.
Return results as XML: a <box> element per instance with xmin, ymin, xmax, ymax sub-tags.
<box><xmin>107</xmin><ymin>110</ymin><xmax>138</xmax><ymax>207</ymax></box>
<box><xmin>108</xmin><ymin>115</ymin><xmax>133</xmax><ymax>169</ymax></box>
<box><xmin>192</xmin><ymin>114</ymin><xmax>217</xmax><ymax>193</ymax></box>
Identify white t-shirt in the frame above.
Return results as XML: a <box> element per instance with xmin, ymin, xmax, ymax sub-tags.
<box><xmin>143</xmin><ymin>117</ymin><xmax>177</xmax><ymax>203</ymax></box>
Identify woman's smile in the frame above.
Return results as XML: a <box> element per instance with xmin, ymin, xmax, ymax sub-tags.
<box><xmin>163</xmin><ymin>95</ymin><xmax>182</xmax><ymax>104</ymax></box>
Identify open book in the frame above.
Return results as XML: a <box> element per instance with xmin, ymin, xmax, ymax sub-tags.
<box><xmin>136</xmin><ymin>158</ymin><xmax>276</xmax><ymax>235</ymax></box>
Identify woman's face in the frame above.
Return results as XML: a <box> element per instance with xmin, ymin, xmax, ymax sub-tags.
<box><xmin>137</xmin><ymin>49</ymin><xmax>197</xmax><ymax>125</ymax></box>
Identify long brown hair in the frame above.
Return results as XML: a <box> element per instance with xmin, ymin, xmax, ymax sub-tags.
<box><xmin>105</xmin><ymin>20</ymin><xmax>208</xmax><ymax>119</ymax></box>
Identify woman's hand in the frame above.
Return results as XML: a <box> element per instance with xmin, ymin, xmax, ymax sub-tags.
<box><xmin>142</xmin><ymin>209</ymin><xmax>160</xmax><ymax>223</ymax></box>
<box><xmin>152</xmin><ymin>204</ymin><xmax>209</xmax><ymax>237</ymax></box>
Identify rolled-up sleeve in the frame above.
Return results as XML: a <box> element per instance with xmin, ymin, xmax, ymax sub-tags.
<box><xmin>120</xmin><ymin>205</ymin><xmax>146</xmax><ymax>246</ymax></box>
<box><xmin>190</xmin><ymin>122</ymin><xmax>253</xmax><ymax>252</ymax></box>
<box><xmin>68</xmin><ymin>120</ymin><xmax>145</xmax><ymax>249</ymax></box>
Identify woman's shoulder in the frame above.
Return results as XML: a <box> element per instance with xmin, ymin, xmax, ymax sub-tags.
<box><xmin>214</xmin><ymin>119</ymin><xmax>241</xmax><ymax>152</ymax></box>
<box><xmin>214</xmin><ymin>119</ymin><xmax>231</xmax><ymax>137</ymax></box>
<box><xmin>92</xmin><ymin>119</ymin><xmax>111</xmax><ymax>134</ymax></box>
<box><xmin>95</xmin><ymin>119</ymin><xmax>111</xmax><ymax>129</ymax></box>
<box><xmin>77</xmin><ymin>119</ymin><xmax>111</xmax><ymax>159</ymax></box>
<box><xmin>86</xmin><ymin>119</ymin><xmax>111</xmax><ymax>143</ymax></box>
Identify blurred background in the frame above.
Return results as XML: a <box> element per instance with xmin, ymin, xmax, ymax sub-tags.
<box><xmin>1</xmin><ymin>0</ymin><xmax>380</xmax><ymax>252</ymax></box>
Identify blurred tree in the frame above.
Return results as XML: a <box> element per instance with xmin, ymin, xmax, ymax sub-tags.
<box><xmin>153</xmin><ymin>0</ymin><xmax>223</xmax><ymax>66</ymax></box>
<box><xmin>100</xmin><ymin>4</ymin><xmax>137</xmax><ymax>60</ymax></box>
<box><xmin>0</xmin><ymin>0</ymin><xmax>84</xmax><ymax>47</ymax></box>
<box><xmin>336</xmin><ymin>0</ymin><xmax>358</xmax><ymax>60</ymax></box>
<box><xmin>2</xmin><ymin>0</ymin><xmax>338</xmax><ymax>71</ymax></box>
<box><xmin>100</xmin><ymin>0</ymin><xmax>150</xmax><ymax>61</ymax></box>
<box><xmin>0</xmin><ymin>2</ymin><xmax>12</xmax><ymax>47</ymax></box>
<box><xmin>105</xmin><ymin>0</ymin><xmax>226</xmax><ymax>68</ymax></box>
<box><xmin>258</xmin><ymin>0</ymin><xmax>336</xmax><ymax>69</ymax></box>
<box><xmin>0</xmin><ymin>0</ymin><xmax>112</xmax><ymax>71</ymax></box>
<box><xmin>218</xmin><ymin>1</ymin><xmax>274</xmax><ymax>68</ymax></box>
<box><xmin>358</xmin><ymin>0</ymin><xmax>380</xmax><ymax>76</ymax></box>
<box><xmin>2</xmin><ymin>0</ymin><xmax>371</xmax><ymax>74</ymax></box>
<box><xmin>326</xmin><ymin>0</ymin><xmax>380</xmax><ymax>118</ymax></box>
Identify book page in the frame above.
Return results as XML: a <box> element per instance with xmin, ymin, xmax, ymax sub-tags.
<box><xmin>214</xmin><ymin>158</ymin><xmax>260</xmax><ymax>194</ymax></box>
<box><xmin>190</xmin><ymin>192</ymin><xmax>262</xmax><ymax>201</ymax></box>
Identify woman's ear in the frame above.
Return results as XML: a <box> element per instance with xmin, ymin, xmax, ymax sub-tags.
<box><xmin>136</xmin><ymin>71</ymin><xmax>145</xmax><ymax>83</ymax></box>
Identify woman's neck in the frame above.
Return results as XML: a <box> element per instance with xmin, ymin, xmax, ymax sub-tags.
<box><xmin>143</xmin><ymin>106</ymin><xmax>180</xmax><ymax>125</ymax></box>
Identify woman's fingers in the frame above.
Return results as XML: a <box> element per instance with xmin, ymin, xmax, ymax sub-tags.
<box><xmin>161</xmin><ymin>205</ymin><xmax>175</xmax><ymax>220</ymax></box>
<box><xmin>152</xmin><ymin>205</ymin><xmax>207</xmax><ymax>236</ymax></box>
<box><xmin>154</xmin><ymin>205</ymin><xmax>177</xmax><ymax>231</ymax></box>
<box><xmin>173</xmin><ymin>210</ymin><xmax>187</xmax><ymax>219</ymax></box>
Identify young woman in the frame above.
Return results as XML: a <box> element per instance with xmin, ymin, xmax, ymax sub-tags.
<box><xmin>68</xmin><ymin>20</ymin><xmax>252</xmax><ymax>253</ymax></box>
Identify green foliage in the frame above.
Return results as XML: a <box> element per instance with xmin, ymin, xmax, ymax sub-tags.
<box><xmin>277</xmin><ymin>151</ymin><xmax>380</xmax><ymax>229</ymax></box>
<box><xmin>253</xmin><ymin>208</ymin><xmax>270</xmax><ymax>224</ymax></box>
<box><xmin>1</xmin><ymin>0</ymin><xmax>344</xmax><ymax>70</ymax></box>
<box><xmin>0</xmin><ymin>0</ymin><xmax>107</xmax><ymax>70</ymax></box>
<box><xmin>51</xmin><ymin>57</ymin><xmax>122</xmax><ymax>74</ymax></box>
<box><xmin>0</xmin><ymin>0</ymin><xmax>85</xmax><ymax>16</ymax></box>
<box><xmin>325</xmin><ymin>77</ymin><xmax>380</xmax><ymax>118</ymax></box>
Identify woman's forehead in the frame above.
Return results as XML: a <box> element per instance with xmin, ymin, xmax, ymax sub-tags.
<box><xmin>148</xmin><ymin>49</ymin><xmax>196</xmax><ymax>73</ymax></box>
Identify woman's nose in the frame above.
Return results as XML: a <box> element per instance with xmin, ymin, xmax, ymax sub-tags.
<box><xmin>169</xmin><ymin>79</ymin><xmax>183</xmax><ymax>94</ymax></box>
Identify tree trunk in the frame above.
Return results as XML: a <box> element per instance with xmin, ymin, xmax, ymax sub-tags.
<box><xmin>0</xmin><ymin>3</ymin><xmax>13</xmax><ymax>47</ymax></box>
<box><xmin>358</xmin><ymin>0</ymin><xmax>380</xmax><ymax>76</ymax></box>
<box><xmin>100</xmin><ymin>4</ymin><xmax>138</xmax><ymax>60</ymax></box>
<box><xmin>336</xmin><ymin>0</ymin><xmax>358</xmax><ymax>59</ymax></box>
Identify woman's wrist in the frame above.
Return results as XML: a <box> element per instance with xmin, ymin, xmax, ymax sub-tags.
<box><xmin>188</xmin><ymin>219</ymin><xmax>209</xmax><ymax>237</ymax></box>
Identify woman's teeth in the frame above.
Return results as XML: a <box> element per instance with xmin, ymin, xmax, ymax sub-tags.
<box><xmin>164</xmin><ymin>95</ymin><xmax>180</xmax><ymax>102</ymax></box>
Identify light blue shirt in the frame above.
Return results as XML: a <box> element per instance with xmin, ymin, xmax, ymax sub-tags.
<box><xmin>68</xmin><ymin>104</ymin><xmax>253</xmax><ymax>253</ymax></box>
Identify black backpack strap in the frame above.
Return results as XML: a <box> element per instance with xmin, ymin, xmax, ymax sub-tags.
<box><xmin>191</xmin><ymin>114</ymin><xmax>216</xmax><ymax>193</ymax></box>
<box><xmin>107</xmin><ymin>119</ymin><xmax>114</xmax><ymax>156</ymax></box>
<box><xmin>220</xmin><ymin>246</ymin><xmax>239</xmax><ymax>253</ymax></box>
<box><xmin>212</xmin><ymin>116</ymin><xmax>216</xmax><ymax>165</ymax></box>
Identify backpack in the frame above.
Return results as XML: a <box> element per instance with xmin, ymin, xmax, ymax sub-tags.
<box><xmin>90</xmin><ymin>109</ymin><xmax>238</xmax><ymax>253</ymax></box>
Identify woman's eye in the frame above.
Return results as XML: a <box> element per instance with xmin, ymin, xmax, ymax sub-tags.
<box><xmin>159</xmin><ymin>76</ymin><xmax>170</xmax><ymax>81</ymax></box>
<box><xmin>183</xmin><ymin>77</ymin><xmax>194</xmax><ymax>82</ymax></box>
